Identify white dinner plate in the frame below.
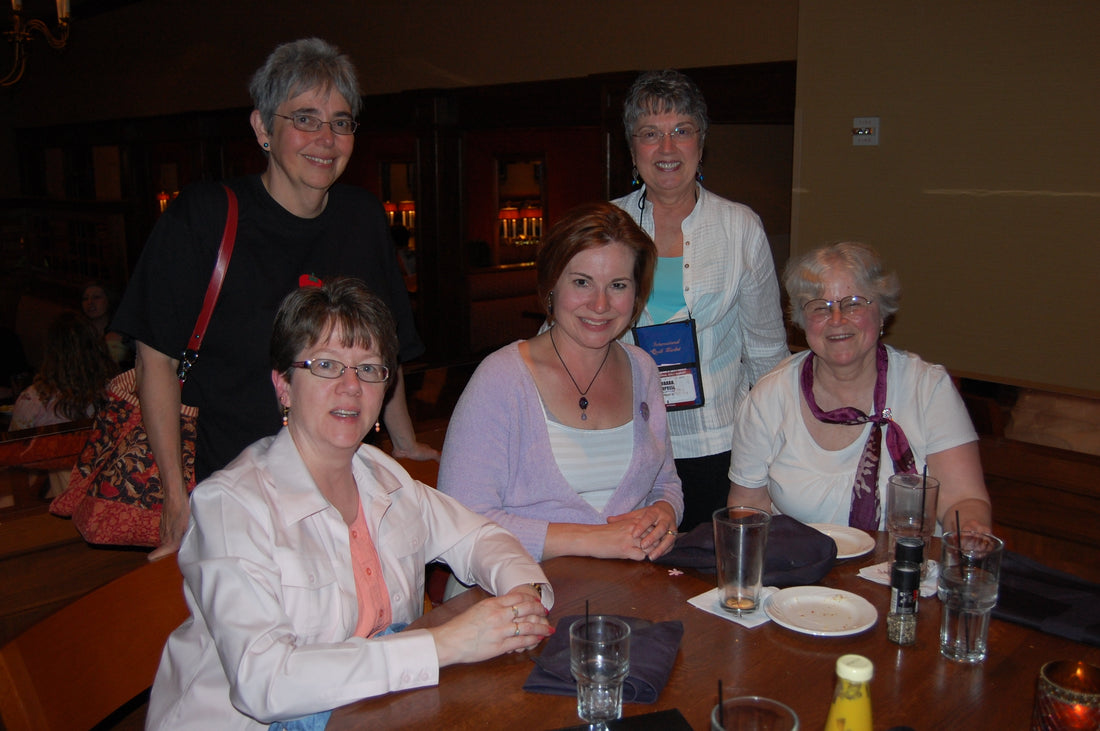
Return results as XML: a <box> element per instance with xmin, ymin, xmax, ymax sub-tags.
<box><xmin>765</xmin><ymin>586</ymin><xmax>878</xmax><ymax>637</ymax></box>
<box><xmin>809</xmin><ymin>523</ymin><xmax>876</xmax><ymax>559</ymax></box>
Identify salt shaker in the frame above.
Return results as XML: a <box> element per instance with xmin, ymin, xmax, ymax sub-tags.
<box><xmin>824</xmin><ymin>654</ymin><xmax>873</xmax><ymax>731</ymax></box>
<box><xmin>887</xmin><ymin>561</ymin><xmax>920</xmax><ymax>645</ymax></box>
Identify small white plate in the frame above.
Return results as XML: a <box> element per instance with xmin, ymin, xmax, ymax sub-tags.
<box><xmin>809</xmin><ymin>523</ymin><xmax>875</xmax><ymax>559</ymax></box>
<box><xmin>765</xmin><ymin>586</ymin><xmax>877</xmax><ymax>637</ymax></box>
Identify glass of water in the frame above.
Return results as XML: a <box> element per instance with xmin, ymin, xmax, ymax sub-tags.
<box><xmin>569</xmin><ymin>615</ymin><xmax>631</xmax><ymax>726</ymax></box>
<box><xmin>938</xmin><ymin>531</ymin><xmax>1004</xmax><ymax>663</ymax></box>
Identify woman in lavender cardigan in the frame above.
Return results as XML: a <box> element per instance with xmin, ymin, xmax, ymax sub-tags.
<box><xmin>438</xmin><ymin>202</ymin><xmax>683</xmax><ymax>563</ymax></box>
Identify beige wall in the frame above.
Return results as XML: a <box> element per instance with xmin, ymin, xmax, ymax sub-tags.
<box><xmin>794</xmin><ymin>1</ymin><xmax>1099</xmax><ymax>394</ymax></box>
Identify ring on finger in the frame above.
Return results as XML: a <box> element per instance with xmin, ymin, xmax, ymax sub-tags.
<box><xmin>511</xmin><ymin>605</ymin><xmax>519</xmax><ymax>619</ymax></box>
<box><xmin>513</xmin><ymin>621</ymin><xmax>521</xmax><ymax>637</ymax></box>
<box><xmin>666</xmin><ymin>529</ymin><xmax>676</xmax><ymax>537</ymax></box>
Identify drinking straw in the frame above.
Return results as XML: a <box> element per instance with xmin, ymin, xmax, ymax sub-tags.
<box><xmin>717</xmin><ymin>679</ymin><xmax>725</xmax><ymax>728</ymax></box>
<box><xmin>954</xmin><ymin>510</ymin><xmax>971</xmax><ymax>652</ymax></box>
<box><xmin>919</xmin><ymin>465</ymin><xmax>928</xmax><ymax>533</ymax></box>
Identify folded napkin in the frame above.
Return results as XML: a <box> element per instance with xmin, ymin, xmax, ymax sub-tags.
<box><xmin>654</xmin><ymin>515</ymin><xmax>838</xmax><ymax>587</ymax></box>
<box><xmin>524</xmin><ymin>615</ymin><xmax>683</xmax><ymax>703</ymax></box>
<box><xmin>687</xmin><ymin>586</ymin><xmax>779</xmax><ymax>628</ymax></box>
<box><xmin>991</xmin><ymin>550</ymin><xmax>1100</xmax><ymax>646</ymax></box>
<box><xmin>858</xmin><ymin>560</ymin><xmax>939</xmax><ymax>597</ymax></box>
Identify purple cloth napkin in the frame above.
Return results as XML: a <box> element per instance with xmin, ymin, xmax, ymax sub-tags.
<box><xmin>653</xmin><ymin>514</ymin><xmax>838</xmax><ymax>587</ymax></box>
<box><xmin>993</xmin><ymin>550</ymin><xmax>1100</xmax><ymax>646</ymax></box>
<box><xmin>523</xmin><ymin>615</ymin><xmax>683</xmax><ymax>703</ymax></box>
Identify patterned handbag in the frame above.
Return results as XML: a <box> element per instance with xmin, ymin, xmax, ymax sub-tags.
<box><xmin>50</xmin><ymin>185</ymin><xmax>238</xmax><ymax>547</ymax></box>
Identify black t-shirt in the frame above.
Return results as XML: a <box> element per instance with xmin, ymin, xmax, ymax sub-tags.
<box><xmin>113</xmin><ymin>175</ymin><xmax>424</xmax><ymax>480</ymax></box>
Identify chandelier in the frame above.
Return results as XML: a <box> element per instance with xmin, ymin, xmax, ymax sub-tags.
<box><xmin>3</xmin><ymin>0</ymin><xmax>71</xmax><ymax>87</ymax></box>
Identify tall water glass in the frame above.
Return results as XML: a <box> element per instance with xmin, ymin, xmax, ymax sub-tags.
<box><xmin>569</xmin><ymin>615</ymin><xmax>631</xmax><ymax>725</ymax></box>
<box><xmin>713</xmin><ymin>507</ymin><xmax>772</xmax><ymax>615</ymax></box>
<box><xmin>938</xmin><ymin>531</ymin><xmax>1004</xmax><ymax>663</ymax></box>
<box><xmin>886</xmin><ymin>474</ymin><xmax>939</xmax><ymax>576</ymax></box>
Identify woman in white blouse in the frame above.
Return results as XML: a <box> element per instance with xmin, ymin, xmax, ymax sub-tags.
<box><xmin>147</xmin><ymin>279</ymin><xmax>552</xmax><ymax>730</ymax></box>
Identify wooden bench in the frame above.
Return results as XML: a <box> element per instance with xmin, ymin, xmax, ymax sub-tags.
<box><xmin>961</xmin><ymin>382</ymin><xmax>1100</xmax><ymax>583</ymax></box>
<box><xmin>0</xmin><ymin>418</ymin><xmax>151</xmax><ymax>647</ymax></box>
<box><xmin>0</xmin><ymin>557</ymin><xmax>186</xmax><ymax>731</ymax></box>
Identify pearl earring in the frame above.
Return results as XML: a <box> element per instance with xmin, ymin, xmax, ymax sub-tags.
<box><xmin>281</xmin><ymin>405</ymin><xmax>289</xmax><ymax>426</ymax></box>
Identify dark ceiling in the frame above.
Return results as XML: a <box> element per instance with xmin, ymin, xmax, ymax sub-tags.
<box><xmin>71</xmin><ymin>0</ymin><xmax>146</xmax><ymax>19</ymax></box>
<box><xmin>13</xmin><ymin>0</ymin><xmax>146</xmax><ymax>20</ymax></box>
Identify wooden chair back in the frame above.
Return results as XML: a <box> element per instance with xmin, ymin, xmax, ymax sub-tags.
<box><xmin>0</xmin><ymin>556</ymin><xmax>188</xmax><ymax>731</ymax></box>
<box><xmin>0</xmin><ymin>419</ymin><xmax>93</xmax><ymax>472</ymax></box>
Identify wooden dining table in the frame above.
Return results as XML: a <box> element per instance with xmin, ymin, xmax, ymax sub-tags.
<box><xmin>327</xmin><ymin>534</ymin><xmax>1100</xmax><ymax>730</ymax></box>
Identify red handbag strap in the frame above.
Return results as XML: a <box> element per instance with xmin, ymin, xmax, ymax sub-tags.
<box><xmin>177</xmin><ymin>184</ymin><xmax>239</xmax><ymax>384</ymax></box>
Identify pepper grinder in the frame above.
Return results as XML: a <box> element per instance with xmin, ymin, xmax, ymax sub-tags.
<box><xmin>894</xmin><ymin>536</ymin><xmax>925</xmax><ymax>587</ymax></box>
<box><xmin>887</xmin><ymin>561</ymin><xmax>920</xmax><ymax>645</ymax></box>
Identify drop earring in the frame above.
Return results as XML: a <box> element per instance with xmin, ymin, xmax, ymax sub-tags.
<box><xmin>281</xmin><ymin>405</ymin><xmax>289</xmax><ymax>427</ymax></box>
<box><xmin>547</xmin><ymin>291</ymin><xmax>554</xmax><ymax>317</ymax></box>
<box><xmin>631</xmin><ymin>166</ymin><xmax>640</xmax><ymax>187</ymax></box>
<box><xmin>374</xmin><ymin>421</ymin><xmax>381</xmax><ymax>433</ymax></box>
<box><xmin>696</xmin><ymin>163</ymin><xmax>704</xmax><ymax>182</ymax></box>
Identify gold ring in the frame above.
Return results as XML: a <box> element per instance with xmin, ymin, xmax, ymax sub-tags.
<box><xmin>513</xmin><ymin>621</ymin><xmax>521</xmax><ymax>637</ymax></box>
<box><xmin>666</xmin><ymin>530</ymin><xmax>676</xmax><ymax>536</ymax></box>
<box><xmin>511</xmin><ymin>605</ymin><xmax>519</xmax><ymax>618</ymax></box>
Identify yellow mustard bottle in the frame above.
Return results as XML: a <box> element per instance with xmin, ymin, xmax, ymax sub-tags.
<box><xmin>824</xmin><ymin>654</ymin><xmax>873</xmax><ymax>731</ymax></box>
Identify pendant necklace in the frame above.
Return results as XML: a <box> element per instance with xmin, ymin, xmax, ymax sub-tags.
<box><xmin>549</xmin><ymin>328</ymin><xmax>612</xmax><ymax>421</ymax></box>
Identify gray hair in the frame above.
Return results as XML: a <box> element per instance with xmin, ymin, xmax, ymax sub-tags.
<box><xmin>249</xmin><ymin>38</ymin><xmax>361</xmax><ymax>133</ymax></box>
<box><xmin>622</xmin><ymin>69</ymin><xmax>709</xmax><ymax>145</ymax></box>
<box><xmin>783</xmin><ymin>242</ymin><xmax>901</xmax><ymax>330</ymax></box>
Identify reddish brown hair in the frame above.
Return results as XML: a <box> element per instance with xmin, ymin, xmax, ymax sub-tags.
<box><xmin>536</xmin><ymin>202</ymin><xmax>656</xmax><ymax>325</ymax></box>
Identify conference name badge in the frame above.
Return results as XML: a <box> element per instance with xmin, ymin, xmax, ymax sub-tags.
<box><xmin>632</xmin><ymin>319</ymin><xmax>704</xmax><ymax>411</ymax></box>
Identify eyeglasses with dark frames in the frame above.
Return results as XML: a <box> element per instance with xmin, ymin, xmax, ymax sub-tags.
<box><xmin>273</xmin><ymin>113</ymin><xmax>359</xmax><ymax>135</ymax></box>
<box><xmin>290</xmin><ymin>359</ymin><xmax>390</xmax><ymax>383</ymax></box>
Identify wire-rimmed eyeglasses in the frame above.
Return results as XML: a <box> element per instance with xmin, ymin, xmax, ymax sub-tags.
<box><xmin>274</xmin><ymin>113</ymin><xmax>359</xmax><ymax>135</ymax></box>
<box><xmin>801</xmin><ymin>295</ymin><xmax>875</xmax><ymax>322</ymax></box>
<box><xmin>290</xmin><ymin>359</ymin><xmax>390</xmax><ymax>383</ymax></box>
<box><xmin>631</xmin><ymin>125</ymin><xmax>700</xmax><ymax>146</ymax></box>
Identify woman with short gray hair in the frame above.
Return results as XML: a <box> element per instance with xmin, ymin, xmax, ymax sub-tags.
<box><xmin>728</xmin><ymin>241</ymin><xmax>991</xmax><ymax>534</ymax></box>
<box><xmin>613</xmin><ymin>68</ymin><xmax>788</xmax><ymax>532</ymax></box>
<box><xmin>112</xmin><ymin>38</ymin><xmax>435</xmax><ymax>560</ymax></box>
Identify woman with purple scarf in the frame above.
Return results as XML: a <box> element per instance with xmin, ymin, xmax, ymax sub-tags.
<box><xmin>726</xmin><ymin>242</ymin><xmax>991</xmax><ymax>534</ymax></box>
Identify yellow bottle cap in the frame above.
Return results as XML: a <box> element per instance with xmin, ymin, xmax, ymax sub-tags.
<box><xmin>836</xmin><ymin>654</ymin><xmax>874</xmax><ymax>683</ymax></box>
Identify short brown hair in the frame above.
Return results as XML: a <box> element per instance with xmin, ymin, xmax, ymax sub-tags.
<box><xmin>536</xmin><ymin>202</ymin><xmax>656</xmax><ymax>327</ymax></box>
<box><xmin>270</xmin><ymin>277</ymin><xmax>398</xmax><ymax>379</ymax></box>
